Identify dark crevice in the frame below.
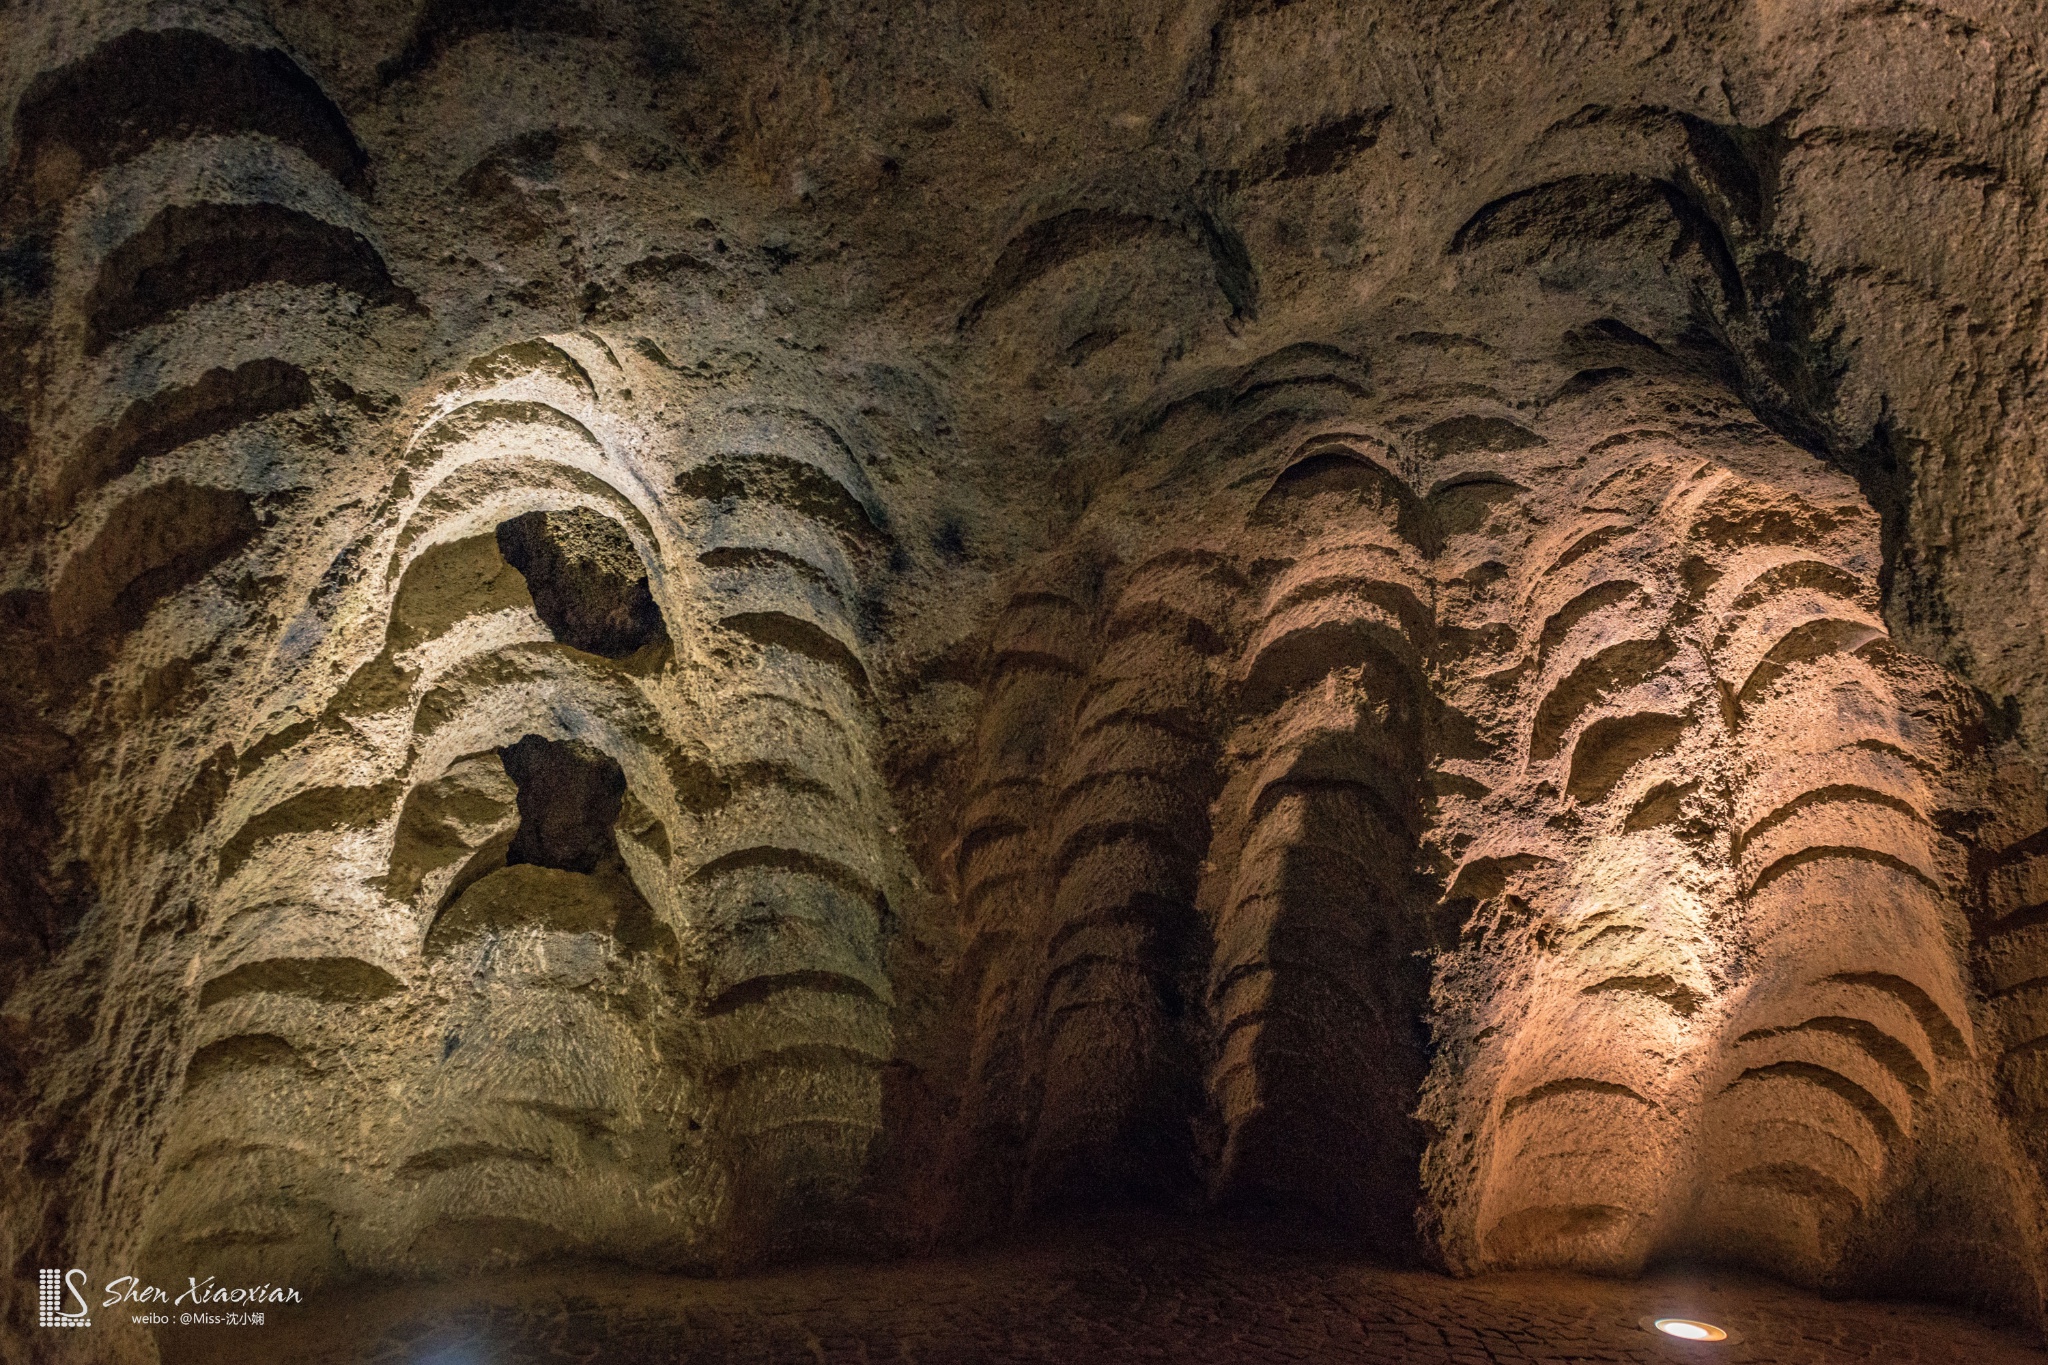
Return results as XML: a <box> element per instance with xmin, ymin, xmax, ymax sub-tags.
<box><xmin>496</xmin><ymin>508</ymin><xmax>668</xmax><ymax>658</ymax></box>
<box><xmin>500</xmin><ymin>735</ymin><xmax>627</xmax><ymax>875</ymax></box>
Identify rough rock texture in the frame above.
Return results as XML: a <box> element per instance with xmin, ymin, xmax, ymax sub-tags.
<box><xmin>7</xmin><ymin>2</ymin><xmax>2048</xmax><ymax>1361</ymax></box>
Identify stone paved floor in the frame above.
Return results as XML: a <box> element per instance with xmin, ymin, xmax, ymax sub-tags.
<box><xmin>157</xmin><ymin>1218</ymin><xmax>2046</xmax><ymax>1364</ymax></box>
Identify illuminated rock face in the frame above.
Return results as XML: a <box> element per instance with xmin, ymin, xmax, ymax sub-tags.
<box><xmin>942</xmin><ymin>358</ymin><xmax>2025</xmax><ymax>1303</ymax></box>
<box><xmin>6</xmin><ymin>3</ymin><xmax>2048</xmax><ymax>1359</ymax></box>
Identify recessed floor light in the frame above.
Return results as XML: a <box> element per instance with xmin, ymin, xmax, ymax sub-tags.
<box><xmin>1651</xmin><ymin>1317</ymin><xmax>1729</xmax><ymax>1342</ymax></box>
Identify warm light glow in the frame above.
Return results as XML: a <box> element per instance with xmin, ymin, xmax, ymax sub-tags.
<box><xmin>1653</xmin><ymin>1318</ymin><xmax>1728</xmax><ymax>1342</ymax></box>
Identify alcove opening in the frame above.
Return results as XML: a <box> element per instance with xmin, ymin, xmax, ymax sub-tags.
<box><xmin>496</xmin><ymin>507</ymin><xmax>669</xmax><ymax>658</ymax></box>
<box><xmin>424</xmin><ymin>733</ymin><xmax>664</xmax><ymax>955</ymax></box>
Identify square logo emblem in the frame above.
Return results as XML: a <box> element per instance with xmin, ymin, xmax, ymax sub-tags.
<box><xmin>39</xmin><ymin>1269</ymin><xmax>90</xmax><ymax>1327</ymax></box>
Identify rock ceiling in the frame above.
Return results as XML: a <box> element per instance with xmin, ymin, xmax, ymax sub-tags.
<box><xmin>5</xmin><ymin>2</ymin><xmax>2048</xmax><ymax>1359</ymax></box>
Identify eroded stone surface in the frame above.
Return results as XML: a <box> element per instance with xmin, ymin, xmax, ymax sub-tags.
<box><xmin>6</xmin><ymin>4</ymin><xmax>2048</xmax><ymax>1363</ymax></box>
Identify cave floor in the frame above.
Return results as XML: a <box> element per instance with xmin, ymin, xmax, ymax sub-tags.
<box><xmin>155</xmin><ymin>1217</ymin><xmax>2045</xmax><ymax>1364</ymax></box>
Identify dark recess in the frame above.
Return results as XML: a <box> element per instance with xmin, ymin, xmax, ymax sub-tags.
<box><xmin>58</xmin><ymin>359</ymin><xmax>313</xmax><ymax>513</ymax></box>
<box><xmin>962</xmin><ymin>207</ymin><xmax>1259</xmax><ymax>329</ymax></box>
<box><xmin>381</xmin><ymin>0</ymin><xmax>607</xmax><ymax>83</ymax></box>
<box><xmin>83</xmin><ymin>203</ymin><xmax>413</xmax><ymax>354</ymax></box>
<box><xmin>496</xmin><ymin>507</ymin><xmax>669</xmax><ymax>658</ymax></box>
<box><xmin>10</xmin><ymin>29</ymin><xmax>368</xmax><ymax>207</ymax></box>
<box><xmin>499</xmin><ymin>733</ymin><xmax>628</xmax><ymax>875</ymax></box>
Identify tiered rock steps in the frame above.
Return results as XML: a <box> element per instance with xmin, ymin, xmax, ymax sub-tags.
<box><xmin>131</xmin><ymin>333</ymin><xmax>916</xmax><ymax>1281</ymax></box>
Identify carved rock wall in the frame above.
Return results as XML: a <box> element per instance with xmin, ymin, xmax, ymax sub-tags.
<box><xmin>5</xmin><ymin>2</ymin><xmax>2048</xmax><ymax>1361</ymax></box>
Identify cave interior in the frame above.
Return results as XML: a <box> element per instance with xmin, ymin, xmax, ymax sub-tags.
<box><xmin>7</xmin><ymin>2</ymin><xmax>2048</xmax><ymax>1362</ymax></box>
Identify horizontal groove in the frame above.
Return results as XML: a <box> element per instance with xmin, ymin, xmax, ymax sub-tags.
<box><xmin>697</xmin><ymin>545</ymin><xmax>849</xmax><ymax>606</ymax></box>
<box><xmin>1719</xmin><ymin>1161</ymin><xmax>1864</xmax><ymax>1213</ymax></box>
<box><xmin>1241</xmin><ymin>616</ymin><xmax>1423</xmax><ymax>709</ymax></box>
<box><xmin>1580</xmin><ymin>975</ymin><xmax>1703</xmax><ymax>1016</ymax></box>
<box><xmin>1534</xmin><ymin>580</ymin><xmax>1640</xmax><ymax>666</ymax></box>
<box><xmin>689</xmin><ymin>844</ymin><xmax>879</xmax><ymax>904</ymax></box>
<box><xmin>1530</xmin><ymin>635</ymin><xmax>1675</xmax><ymax>761</ymax></box>
<box><xmin>727</xmin><ymin>689</ymin><xmax>844</xmax><ymax>731</ymax></box>
<box><xmin>675</xmin><ymin>453</ymin><xmax>884</xmax><ymax>546</ymax></box>
<box><xmin>703</xmin><ymin>970</ymin><xmax>886</xmax><ymax>1017</ymax></box>
<box><xmin>183</xmin><ymin>1034</ymin><xmax>306</xmax><ymax>1090</ymax></box>
<box><xmin>1125</xmin><ymin>545</ymin><xmax>1239</xmax><ymax>582</ymax></box>
<box><xmin>57</xmin><ymin>479</ymin><xmax>260</xmax><ymax>635</ymax></box>
<box><xmin>961</xmin><ymin>807</ymin><xmax>1032</xmax><ymax>853</ymax></box>
<box><xmin>1720</xmin><ymin>1060</ymin><xmax>1901</xmax><ymax>1146</ymax></box>
<box><xmin>86</xmin><ymin>203</ymin><xmax>413</xmax><ymax>355</ymax></box>
<box><xmin>1565</xmin><ymin>711</ymin><xmax>1686</xmax><ymax>806</ymax></box>
<box><xmin>1043</xmin><ymin>894</ymin><xmax>1181</xmax><ymax>967</ymax></box>
<box><xmin>156</xmin><ymin>1142</ymin><xmax>300</xmax><ymax>1186</ymax></box>
<box><xmin>1247</xmin><ymin>775</ymin><xmax>1407</xmax><ymax>842</ymax></box>
<box><xmin>1216</xmin><ymin>874</ymin><xmax>1404</xmax><ymax>955</ymax></box>
<box><xmin>960</xmin><ymin>870</ymin><xmax>1032</xmax><ymax>917</ymax></box>
<box><xmin>61</xmin><ymin>358</ymin><xmax>313</xmax><ymax>513</ymax></box>
<box><xmin>1988</xmin><ymin>900</ymin><xmax>2048</xmax><ymax>939</ymax></box>
<box><xmin>721</xmin><ymin>759</ymin><xmax>840</xmax><ymax>803</ymax></box>
<box><xmin>1106</xmin><ymin>594</ymin><xmax>1220</xmax><ymax>639</ymax></box>
<box><xmin>456</xmin><ymin>338</ymin><xmax>597</xmax><ymax>400</ymax></box>
<box><xmin>1992</xmin><ymin>820</ymin><xmax>2048</xmax><ymax>868</ymax></box>
<box><xmin>1735</xmin><ymin>1015</ymin><xmax>1930</xmax><ymax>1096</ymax></box>
<box><xmin>1208</xmin><ymin>958</ymin><xmax>1399</xmax><ymax>1035</ymax></box>
<box><xmin>1045</xmin><ymin>995</ymin><xmax>1155</xmax><ymax>1032</ymax></box>
<box><xmin>1851</xmin><ymin>736</ymin><xmax>1939</xmax><ymax>776</ymax></box>
<box><xmin>963</xmin><ymin>775</ymin><xmax>1045</xmax><ymax>813</ymax></box>
<box><xmin>1447</xmin><ymin>852</ymin><xmax>1556</xmax><ymax>902</ymax></box>
<box><xmin>199</xmin><ymin>956</ymin><xmax>404</xmax><ymax>1009</ymax></box>
<box><xmin>1050</xmin><ymin>819</ymin><xmax>1194</xmax><ymax>884</ymax></box>
<box><xmin>1821</xmin><ymin>972</ymin><xmax>1970</xmax><ymax>1060</ymax></box>
<box><xmin>1101</xmin><ymin>600</ymin><xmax>1227</xmax><ymax>654</ymax></box>
<box><xmin>732</xmin><ymin>1116</ymin><xmax>884</xmax><ymax>1143</ymax></box>
<box><xmin>1072</xmin><ymin>703</ymin><xmax>1213</xmax><ymax>746</ymax></box>
<box><xmin>1253</xmin><ymin>447</ymin><xmax>1410</xmax><ymax>522</ymax></box>
<box><xmin>217</xmin><ymin>779</ymin><xmax>406</xmax><ymax>881</ymax></box>
<box><xmin>1725</xmin><ymin>560</ymin><xmax>1869</xmax><ymax>617</ymax></box>
<box><xmin>1989</xmin><ymin>974</ymin><xmax>2048</xmax><ymax>1001</ymax></box>
<box><xmin>174</xmin><ymin>1225</ymin><xmax>320</xmax><ymax>1252</ymax></box>
<box><xmin>718</xmin><ymin>611</ymin><xmax>871</xmax><ymax>696</ymax></box>
<box><xmin>1003</xmin><ymin>589</ymin><xmax>1086</xmax><ymax>613</ymax></box>
<box><xmin>1999</xmin><ymin>1034</ymin><xmax>2048</xmax><ymax>1068</ymax></box>
<box><xmin>17</xmin><ymin>30</ymin><xmax>368</xmax><ymax>193</ymax></box>
<box><xmin>1038</xmin><ymin>951</ymin><xmax>1153</xmax><ymax>1013</ymax></box>
<box><xmin>1735</xmin><ymin>784</ymin><xmax>1928</xmax><ymax>858</ymax></box>
<box><xmin>1265</xmin><ymin>573</ymin><xmax>1428</xmax><ymax>632</ymax></box>
<box><xmin>956</xmin><ymin>817</ymin><xmax>1029</xmax><ymax>866</ymax></box>
<box><xmin>1735</xmin><ymin>618</ymin><xmax>1884</xmax><ymax>706</ymax></box>
<box><xmin>407</xmin><ymin>403</ymin><xmax>605</xmax><ymax>471</ymax></box>
<box><xmin>1499</xmin><ymin>1077</ymin><xmax>1653</xmax><ymax>1124</ymax></box>
<box><xmin>1541</xmin><ymin>523</ymin><xmax>1630</xmax><ymax>580</ymax></box>
<box><xmin>510</xmin><ymin>1099</ymin><xmax>618</xmax><ymax>1139</ymax></box>
<box><xmin>987</xmin><ymin>648</ymin><xmax>1087</xmax><ymax>679</ymax></box>
<box><xmin>1745</xmin><ymin>844</ymin><xmax>1940</xmax><ymax>899</ymax></box>
<box><xmin>1055</xmin><ymin>765</ymin><xmax>1204</xmax><ymax>811</ymax></box>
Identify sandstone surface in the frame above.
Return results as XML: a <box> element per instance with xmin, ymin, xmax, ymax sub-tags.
<box><xmin>6</xmin><ymin>3</ymin><xmax>2048</xmax><ymax>1361</ymax></box>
